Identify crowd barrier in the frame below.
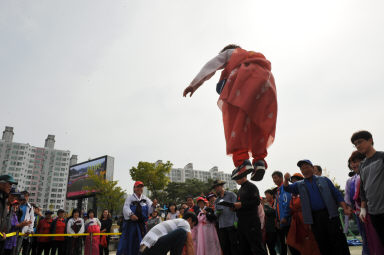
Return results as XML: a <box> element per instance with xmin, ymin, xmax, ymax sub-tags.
<box><xmin>0</xmin><ymin>232</ymin><xmax>122</xmax><ymax>238</ymax></box>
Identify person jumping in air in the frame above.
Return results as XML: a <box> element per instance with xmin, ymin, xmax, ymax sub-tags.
<box><xmin>183</xmin><ymin>44</ymin><xmax>277</xmax><ymax>181</ymax></box>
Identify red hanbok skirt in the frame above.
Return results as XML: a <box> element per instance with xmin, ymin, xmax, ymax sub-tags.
<box><xmin>85</xmin><ymin>225</ymin><xmax>100</xmax><ymax>255</ymax></box>
<box><xmin>218</xmin><ymin>55</ymin><xmax>277</xmax><ymax>158</ymax></box>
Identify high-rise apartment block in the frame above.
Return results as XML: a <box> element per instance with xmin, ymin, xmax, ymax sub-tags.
<box><xmin>0</xmin><ymin>126</ymin><xmax>71</xmax><ymax>211</ymax></box>
<box><xmin>167</xmin><ymin>162</ymin><xmax>237</xmax><ymax>191</ymax></box>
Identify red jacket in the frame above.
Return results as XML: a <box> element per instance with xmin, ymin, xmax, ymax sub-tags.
<box><xmin>37</xmin><ymin>218</ymin><xmax>53</xmax><ymax>243</ymax></box>
<box><xmin>51</xmin><ymin>217</ymin><xmax>66</xmax><ymax>241</ymax></box>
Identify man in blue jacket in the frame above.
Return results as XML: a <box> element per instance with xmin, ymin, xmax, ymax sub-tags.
<box><xmin>272</xmin><ymin>171</ymin><xmax>299</xmax><ymax>255</ymax></box>
<box><xmin>284</xmin><ymin>160</ymin><xmax>352</xmax><ymax>255</ymax></box>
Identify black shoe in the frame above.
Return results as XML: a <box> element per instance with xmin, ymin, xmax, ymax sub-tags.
<box><xmin>251</xmin><ymin>160</ymin><xmax>266</xmax><ymax>181</ymax></box>
<box><xmin>231</xmin><ymin>160</ymin><xmax>253</xmax><ymax>180</ymax></box>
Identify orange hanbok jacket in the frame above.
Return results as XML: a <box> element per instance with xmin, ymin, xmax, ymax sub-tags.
<box><xmin>287</xmin><ymin>195</ymin><xmax>321</xmax><ymax>255</ymax></box>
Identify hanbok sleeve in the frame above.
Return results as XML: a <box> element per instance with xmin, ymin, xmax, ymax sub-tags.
<box><xmin>189</xmin><ymin>49</ymin><xmax>234</xmax><ymax>89</ymax></box>
<box><xmin>353</xmin><ymin>175</ymin><xmax>360</xmax><ymax>201</ymax></box>
<box><xmin>66</xmin><ymin>219</ymin><xmax>74</xmax><ymax>234</ymax></box>
<box><xmin>123</xmin><ymin>195</ymin><xmax>134</xmax><ymax>219</ymax></box>
<box><xmin>146</xmin><ymin>197</ymin><xmax>153</xmax><ymax>216</ymax></box>
<box><xmin>344</xmin><ymin>178</ymin><xmax>351</xmax><ymax>206</ymax></box>
<box><xmin>78</xmin><ymin>219</ymin><xmax>85</xmax><ymax>234</ymax></box>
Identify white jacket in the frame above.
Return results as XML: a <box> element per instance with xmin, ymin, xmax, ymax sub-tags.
<box><xmin>67</xmin><ymin>217</ymin><xmax>85</xmax><ymax>234</ymax></box>
<box><xmin>21</xmin><ymin>202</ymin><xmax>35</xmax><ymax>233</ymax></box>
<box><xmin>123</xmin><ymin>193</ymin><xmax>152</xmax><ymax>220</ymax></box>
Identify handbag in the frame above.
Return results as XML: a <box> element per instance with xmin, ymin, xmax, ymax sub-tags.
<box><xmin>100</xmin><ymin>235</ymin><xmax>107</xmax><ymax>248</ymax></box>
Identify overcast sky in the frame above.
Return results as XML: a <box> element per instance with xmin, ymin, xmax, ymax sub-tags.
<box><xmin>1</xmin><ymin>0</ymin><xmax>384</xmax><ymax>195</ymax></box>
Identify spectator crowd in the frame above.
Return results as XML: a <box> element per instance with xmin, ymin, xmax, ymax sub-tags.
<box><xmin>0</xmin><ymin>183</ymin><xmax>113</xmax><ymax>255</ymax></box>
<box><xmin>117</xmin><ymin>130</ymin><xmax>384</xmax><ymax>255</ymax></box>
<box><xmin>0</xmin><ymin>130</ymin><xmax>383</xmax><ymax>255</ymax></box>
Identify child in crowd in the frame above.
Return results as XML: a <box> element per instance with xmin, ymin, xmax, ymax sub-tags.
<box><xmin>166</xmin><ymin>203</ymin><xmax>180</xmax><ymax>220</ymax></box>
<box><xmin>147</xmin><ymin>210</ymin><xmax>161</xmax><ymax>231</ymax></box>
<box><xmin>184</xmin><ymin>44</ymin><xmax>277</xmax><ymax>181</ymax></box>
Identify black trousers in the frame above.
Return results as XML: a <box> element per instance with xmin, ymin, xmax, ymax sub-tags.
<box><xmin>4</xmin><ymin>249</ymin><xmax>13</xmax><ymax>255</ymax></box>
<box><xmin>311</xmin><ymin>210</ymin><xmax>350</xmax><ymax>255</ymax></box>
<box><xmin>0</xmin><ymin>240</ymin><xmax>5</xmax><ymax>254</ymax></box>
<box><xmin>0</xmin><ymin>241</ymin><xmax>4</xmax><ymax>254</ymax></box>
<box><xmin>218</xmin><ymin>226</ymin><xmax>238</xmax><ymax>255</ymax></box>
<box><xmin>17</xmin><ymin>237</ymin><xmax>31</xmax><ymax>255</ymax></box>
<box><xmin>369</xmin><ymin>213</ymin><xmax>384</xmax><ymax>247</ymax></box>
<box><xmin>30</xmin><ymin>237</ymin><xmax>38</xmax><ymax>255</ymax></box>
<box><xmin>67</xmin><ymin>238</ymin><xmax>83</xmax><ymax>255</ymax></box>
<box><xmin>276</xmin><ymin>226</ymin><xmax>299</xmax><ymax>255</ymax></box>
<box><xmin>237</xmin><ymin>216</ymin><xmax>267</xmax><ymax>255</ymax></box>
<box><xmin>265</xmin><ymin>231</ymin><xmax>277</xmax><ymax>255</ymax></box>
<box><xmin>99</xmin><ymin>237</ymin><xmax>110</xmax><ymax>255</ymax></box>
<box><xmin>37</xmin><ymin>242</ymin><xmax>51</xmax><ymax>255</ymax></box>
<box><xmin>51</xmin><ymin>240</ymin><xmax>66</xmax><ymax>255</ymax></box>
<box><xmin>276</xmin><ymin>227</ymin><xmax>286</xmax><ymax>255</ymax></box>
<box><xmin>143</xmin><ymin>228</ymin><xmax>187</xmax><ymax>255</ymax></box>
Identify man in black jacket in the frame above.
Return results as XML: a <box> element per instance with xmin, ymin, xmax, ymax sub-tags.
<box><xmin>0</xmin><ymin>175</ymin><xmax>18</xmax><ymax>253</ymax></box>
<box><xmin>233</xmin><ymin>176</ymin><xmax>266</xmax><ymax>255</ymax></box>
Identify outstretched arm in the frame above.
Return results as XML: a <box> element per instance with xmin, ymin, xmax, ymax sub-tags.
<box><xmin>183</xmin><ymin>49</ymin><xmax>234</xmax><ymax>97</ymax></box>
<box><xmin>283</xmin><ymin>173</ymin><xmax>299</xmax><ymax>195</ymax></box>
<box><xmin>186</xmin><ymin>232</ymin><xmax>195</xmax><ymax>255</ymax></box>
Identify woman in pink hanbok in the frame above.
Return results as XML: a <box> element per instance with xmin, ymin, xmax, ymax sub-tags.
<box><xmin>192</xmin><ymin>197</ymin><xmax>222</xmax><ymax>255</ymax></box>
<box><xmin>84</xmin><ymin>209</ymin><xmax>101</xmax><ymax>255</ymax></box>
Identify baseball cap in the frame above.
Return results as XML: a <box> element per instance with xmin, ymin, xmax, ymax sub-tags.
<box><xmin>0</xmin><ymin>175</ymin><xmax>18</xmax><ymax>185</ymax></box>
<box><xmin>290</xmin><ymin>173</ymin><xmax>304</xmax><ymax>182</ymax></box>
<box><xmin>11</xmin><ymin>199</ymin><xmax>20</xmax><ymax>205</ymax></box>
<box><xmin>206</xmin><ymin>193</ymin><xmax>217</xmax><ymax>200</ymax></box>
<box><xmin>211</xmin><ymin>180</ymin><xmax>226</xmax><ymax>189</ymax></box>
<box><xmin>297</xmin><ymin>160</ymin><xmax>313</xmax><ymax>168</ymax></box>
<box><xmin>10</xmin><ymin>188</ymin><xmax>21</xmax><ymax>195</ymax></box>
<box><xmin>21</xmin><ymin>190</ymin><xmax>30</xmax><ymax>196</ymax></box>
<box><xmin>45</xmin><ymin>210</ymin><xmax>54</xmax><ymax>215</ymax></box>
<box><xmin>134</xmin><ymin>181</ymin><xmax>144</xmax><ymax>187</ymax></box>
<box><xmin>196</xmin><ymin>197</ymin><xmax>206</xmax><ymax>203</ymax></box>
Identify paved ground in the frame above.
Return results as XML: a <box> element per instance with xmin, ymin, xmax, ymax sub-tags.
<box><xmin>350</xmin><ymin>246</ymin><xmax>363</xmax><ymax>255</ymax></box>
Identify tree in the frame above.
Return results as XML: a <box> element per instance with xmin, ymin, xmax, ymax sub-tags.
<box><xmin>84</xmin><ymin>170</ymin><xmax>126</xmax><ymax>216</ymax></box>
<box><xmin>322</xmin><ymin>168</ymin><xmax>345</xmax><ymax>197</ymax></box>
<box><xmin>164</xmin><ymin>178</ymin><xmax>215</xmax><ymax>204</ymax></box>
<box><xmin>130</xmin><ymin>161</ymin><xmax>172</xmax><ymax>199</ymax></box>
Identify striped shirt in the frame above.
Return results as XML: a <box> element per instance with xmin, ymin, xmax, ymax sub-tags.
<box><xmin>141</xmin><ymin>218</ymin><xmax>191</xmax><ymax>248</ymax></box>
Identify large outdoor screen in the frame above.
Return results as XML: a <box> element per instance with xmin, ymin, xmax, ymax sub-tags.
<box><xmin>66</xmin><ymin>156</ymin><xmax>110</xmax><ymax>199</ymax></box>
